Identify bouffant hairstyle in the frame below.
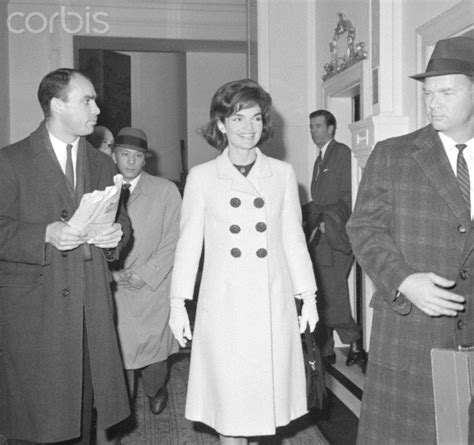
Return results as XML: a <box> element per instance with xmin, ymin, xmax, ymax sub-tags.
<box><xmin>202</xmin><ymin>79</ymin><xmax>273</xmax><ymax>150</ymax></box>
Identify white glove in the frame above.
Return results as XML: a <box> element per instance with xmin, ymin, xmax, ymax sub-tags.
<box><xmin>169</xmin><ymin>298</ymin><xmax>192</xmax><ymax>347</ymax></box>
<box><xmin>299</xmin><ymin>290</ymin><xmax>318</xmax><ymax>333</ymax></box>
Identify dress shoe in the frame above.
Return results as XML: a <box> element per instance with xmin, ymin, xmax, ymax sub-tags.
<box><xmin>148</xmin><ymin>386</ymin><xmax>169</xmax><ymax>415</ymax></box>
<box><xmin>324</xmin><ymin>353</ymin><xmax>336</xmax><ymax>366</ymax></box>
<box><xmin>346</xmin><ymin>339</ymin><xmax>367</xmax><ymax>367</ymax></box>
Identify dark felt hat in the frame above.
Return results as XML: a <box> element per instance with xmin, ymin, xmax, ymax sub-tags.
<box><xmin>410</xmin><ymin>36</ymin><xmax>474</xmax><ymax>81</ymax></box>
<box><xmin>115</xmin><ymin>127</ymin><xmax>149</xmax><ymax>153</ymax></box>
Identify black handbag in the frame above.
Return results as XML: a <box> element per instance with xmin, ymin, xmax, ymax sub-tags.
<box><xmin>296</xmin><ymin>299</ymin><xmax>326</xmax><ymax>411</ymax></box>
<box><xmin>302</xmin><ymin>324</ymin><xmax>326</xmax><ymax>410</ymax></box>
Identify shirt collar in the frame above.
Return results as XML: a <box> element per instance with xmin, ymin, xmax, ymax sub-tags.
<box><xmin>438</xmin><ymin>132</ymin><xmax>474</xmax><ymax>153</ymax></box>
<box><xmin>48</xmin><ymin>132</ymin><xmax>79</xmax><ymax>151</ymax></box>
<box><xmin>318</xmin><ymin>139</ymin><xmax>332</xmax><ymax>159</ymax></box>
<box><xmin>124</xmin><ymin>173</ymin><xmax>141</xmax><ymax>193</ymax></box>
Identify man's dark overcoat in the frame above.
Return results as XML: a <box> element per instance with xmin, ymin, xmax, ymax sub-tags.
<box><xmin>0</xmin><ymin>122</ymin><xmax>131</xmax><ymax>442</ymax></box>
<box><xmin>307</xmin><ymin>139</ymin><xmax>353</xmax><ymax>326</ymax></box>
<box><xmin>347</xmin><ymin>125</ymin><xmax>474</xmax><ymax>443</ymax></box>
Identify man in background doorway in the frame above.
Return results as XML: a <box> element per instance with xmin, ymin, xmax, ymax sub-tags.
<box><xmin>305</xmin><ymin>109</ymin><xmax>365</xmax><ymax>369</ymax></box>
<box><xmin>111</xmin><ymin>127</ymin><xmax>181</xmax><ymax>416</ymax></box>
<box><xmin>87</xmin><ymin>125</ymin><xmax>115</xmax><ymax>156</ymax></box>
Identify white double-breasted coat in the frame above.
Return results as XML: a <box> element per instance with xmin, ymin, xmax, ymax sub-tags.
<box><xmin>170</xmin><ymin>148</ymin><xmax>316</xmax><ymax>436</ymax></box>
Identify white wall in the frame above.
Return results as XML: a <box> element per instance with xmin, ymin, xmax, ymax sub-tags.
<box><xmin>128</xmin><ymin>52</ymin><xmax>186</xmax><ymax>181</ymax></box>
<box><xmin>257</xmin><ymin>0</ymin><xmax>318</xmax><ymax>204</ymax></box>
<box><xmin>186</xmin><ymin>52</ymin><xmax>247</xmax><ymax>169</ymax></box>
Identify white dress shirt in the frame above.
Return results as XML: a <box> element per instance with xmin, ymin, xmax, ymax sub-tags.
<box><xmin>439</xmin><ymin>132</ymin><xmax>474</xmax><ymax>219</ymax></box>
<box><xmin>124</xmin><ymin>173</ymin><xmax>141</xmax><ymax>193</ymax></box>
<box><xmin>48</xmin><ymin>132</ymin><xmax>79</xmax><ymax>188</ymax></box>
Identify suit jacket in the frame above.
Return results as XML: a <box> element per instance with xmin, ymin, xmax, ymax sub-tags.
<box><xmin>0</xmin><ymin>122</ymin><xmax>131</xmax><ymax>442</ymax></box>
<box><xmin>170</xmin><ymin>148</ymin><xmax>316</xmax><ymax>436</ymax></box>
<box><xmin>305</xmin><ymin>139</ymin><xmax>353</xmax><ymax>325</ymax></box>
<box><xmin>347</xmin><ymin>125</ymin><xmax>474</xmax><ymax>442</ymax></box>
<box><xmin>307</xmin><ymin>139</ymin><xmax>352</xmax><ymax>256</ymax></box>
<box><xmin>113</xmin><ymin>172</ymin><xmax>180</xmax><ymax>369</ymax></box>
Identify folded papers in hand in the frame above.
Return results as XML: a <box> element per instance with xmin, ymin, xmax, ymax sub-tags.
<box><xmin>68</xmin><ymin>174</ymin><xmax>123</xmax><ymax>241</ymax></box>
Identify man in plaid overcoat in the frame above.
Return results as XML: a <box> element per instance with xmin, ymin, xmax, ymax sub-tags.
<box><xmin>347</xmin><ymin>36</ymin><xmax>474</xmax><ymax>443</ymax></box>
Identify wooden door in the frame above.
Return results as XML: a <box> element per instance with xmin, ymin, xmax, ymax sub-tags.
<box><xmin>78</xmin><ymin>49</ymin><xmax>131</xmax><ymax>137</ymax></box>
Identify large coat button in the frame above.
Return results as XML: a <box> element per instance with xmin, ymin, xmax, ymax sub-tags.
<box><xmin>457</xmin><ymin>224</ymin><xmax>467</xmax><ymax>233</ymax></box>
<box><xmin>230</xmin><ymin>248</ymin><xmax>242</xmax><ymax>258</ymax></box>
<box><xmin>254</xmin><ymin>197</ymin><xmax>265</xmax><ymax>208</ymax></box>
<box><xmin>62</xmin><ymin>288</ymin><xmax>70</xmax><ymax>297</ymax></box>
<box><xmin>256</xmin><ymin>248</ymin><xmax>267</xmax><ymax>258</ymax></box>
<box><xmin>457</xmin><ymin>319</ymin><xmax>466</xmax><ymax>330</ymax></box>
<box><xmin>230</xmin><ymin>198</ymin><xmax>241</xmax><ymax>208</ymax></box>
<box><xmin>255</xmin><ymin>222</ymin><xmax>267</xmax><ymax>232</ymax></box>
<box><xmin>61</xmin><ymin>209</ymin><xmax>69</xmax><ymax>219</ymax></box>
<box><xmin>460</xmin><ymin>269</ymin><xmax>470</xmax><ymax>280</ymax></box>
<box><xmin>229</xmin><ymin>225</ymin><xmax>241</xmax><ymax>234</ymax></box>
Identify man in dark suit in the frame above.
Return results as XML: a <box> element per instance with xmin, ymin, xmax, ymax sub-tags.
<box><xmin>347</xmin><ymin>36</ymin><xmax>473</xmax><ymax>443</ymax></box>
<box><xmin>305</xmin><ymin>109</ymin><xmax>365</xmax><ymax>368</ymax></box>
<box><xmin>0</xmin><ymin>68</ymin><xmax>130</xmax><ymax>444</ymax></box>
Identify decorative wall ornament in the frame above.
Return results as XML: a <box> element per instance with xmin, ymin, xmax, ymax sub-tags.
<box><xmin>322</xmin><ymin>12</ymin><xmax>368</xmax><ymax>81</ymax></box>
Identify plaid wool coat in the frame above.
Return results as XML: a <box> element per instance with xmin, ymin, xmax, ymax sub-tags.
<box><xmin>347</xmin><ymin>125</ymin><xmax>474</xmax><ymax>443</ymax></box>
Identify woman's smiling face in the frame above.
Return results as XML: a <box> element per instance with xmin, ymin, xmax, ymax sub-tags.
<box><xmin>218</xmin><ymin>105</ymin><xmax>263</xmax><ymax>151</ymax></box>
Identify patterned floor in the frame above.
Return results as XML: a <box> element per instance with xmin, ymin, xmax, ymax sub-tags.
<box><xmin>118</xmin><ymin>352</ymin><xmax>329</xmax><ymax>444</ymax></box>
<box><xmin>0</xmin><ymin>352</ymin><xmax>328</xmax><ymax>445</ymax></box>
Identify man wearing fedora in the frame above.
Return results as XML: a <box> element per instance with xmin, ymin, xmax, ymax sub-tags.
<box><xmin>111</xmin><ymin>127</ymin><xmax>181</xmax><ymax>416</ymax></box>
<box><xmin>347</xmin><ymin>36</ymin><xmax>473</xmax><ymax>443</ymax></box>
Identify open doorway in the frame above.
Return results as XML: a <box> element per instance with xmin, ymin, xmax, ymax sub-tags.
<box><xmin>74</xmin><ymin>36</ymin><xmax>248</xmax><ymax>190</ymax></box>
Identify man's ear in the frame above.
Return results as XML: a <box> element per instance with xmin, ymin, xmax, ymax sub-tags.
<box><xmin>50</xmin><ymin>97</ymin><xmax>63</xmax><ymax>117</ymax></box>
<box><xmin>217</xmin><ymin>121</ymin><xmax>226</xmax><ymax>134</ymax></box>
<box><xmin>112</xmin><ymin>152</ymin><xmax>118</xmax><ymax>164</ymax></box>
<box><xmin>328</xmin><ymin>125</ymin><xmax>335</xmax><ymax>138</ymax></box>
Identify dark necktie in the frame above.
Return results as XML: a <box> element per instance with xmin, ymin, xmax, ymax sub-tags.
<box><xmin>313</xmin><ymin>151</ymin><xmax>323</xmax><ymax>182</ymax></box>
<box><xmin>65</xmin><ymin>144</ymin><xmax>74</xmax><ymax>189</ymax></box>
<box><xmin>311</xmin><ymin>151</ymin><xmax>323</xmax><ymax>199</ymax></box>
<box><xmin>456</xmin><ymin>144</ymin><xmax>470</xmax><ymax>212</ymax></box>
<box><xmin>121</xmin><ymin>183</ymin><xmax>131</xmax><ymax>208</ymax></box>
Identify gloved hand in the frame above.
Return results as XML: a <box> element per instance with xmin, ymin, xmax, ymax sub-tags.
<box><xmin>299</xmin><ymin>290</ymin><xmax>318</xmax><ymax>333</ymax></box>
<box><xmin>169</xmin><ymin>298</ymin><xmax>192</xmax><ymax>347</ymax></box>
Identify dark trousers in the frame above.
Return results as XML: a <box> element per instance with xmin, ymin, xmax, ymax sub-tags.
<box><xmin>126</xmin><ymin>360</ymin><xmax>168</xmax><ymax>399</ymax></box>
<box><xmin>316</xmin><ymin>318</ymin><xmax>361</xmax><ymax>357</ymax></box>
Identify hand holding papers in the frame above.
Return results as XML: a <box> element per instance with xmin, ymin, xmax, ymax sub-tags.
<box><xmin>68</xmin><ymin>174</ymin><xmax>123</xmax><ymax>243</ymax></box>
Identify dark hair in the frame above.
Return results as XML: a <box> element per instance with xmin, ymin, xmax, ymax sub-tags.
<box><xmin>87</xmin><ymin>130</ymin><xmax>103</xmax><ymax>149</ymax></box>
<box><xmin>87</xmin><ymin>126</ymin><xmax>111</xmax><ymax>149</ymax></box>
<box><xmin>37</xmin><ymin>68</ymin><xmax>89</xmax><ymax>118</ymax></box>
<box><xmin>309</xmin><ymin>109</ymin><xmax>337</xmax><ymax>137</ymax></box>
<box><xmin>202</xmin><ymin>79</ymin><xmax>273</xmax><ymax>150</ymax></box>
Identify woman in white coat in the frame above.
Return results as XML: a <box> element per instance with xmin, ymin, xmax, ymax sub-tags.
<box><xmin>169</xmin><ymin>79</ymin><xmax>318</xmax><ymax>444</ymax></box>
